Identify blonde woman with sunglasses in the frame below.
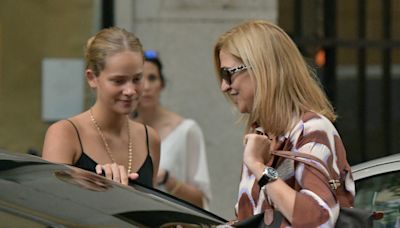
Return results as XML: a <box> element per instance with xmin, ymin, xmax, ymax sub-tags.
<box><xmin>214</xmin><ymin>20</ymin><xmax>355</xmax><ymax>227</ymax></box>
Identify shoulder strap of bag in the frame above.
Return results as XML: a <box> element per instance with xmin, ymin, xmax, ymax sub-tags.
<box><xmin>271</xmin><ymin>150</ymin><xmax>383</xmax><ymax>225</ymax></box>
<box><xmin>271</xmin><ymin>150</ymin><xmax>341</xmax><ymax>190</ymax></box>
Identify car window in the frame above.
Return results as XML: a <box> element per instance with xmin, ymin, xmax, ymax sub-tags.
<box><xmin>355</xmin><ymin>171</ymin><xmax>400</xmax><ymax>227</ymax></box>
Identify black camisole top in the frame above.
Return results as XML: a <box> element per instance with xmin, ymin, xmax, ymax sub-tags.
<box><xmin>67</xmin><ymin>120</ymin><xmax>154</xmax><ymax>188</ymax></box>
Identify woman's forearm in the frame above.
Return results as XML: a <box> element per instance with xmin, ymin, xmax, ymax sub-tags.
<box><xmin>164</xmin><ymin>175</ymin><xmax>204</xmax><ymax>208</ymax></box>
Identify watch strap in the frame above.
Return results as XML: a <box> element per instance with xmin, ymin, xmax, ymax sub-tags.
<box><xmin>258</xmin><ymin>174</ymin><xmax>269</xmax><ymax>188</ymax></box>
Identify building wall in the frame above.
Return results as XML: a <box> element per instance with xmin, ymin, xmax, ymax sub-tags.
<box><xmin>0</xmin><ymin>0</ymin><xmax>278</xmax><ymax>219</ymax></box>
<box><xmin>0</xmin><ymin>1</ymin><xmax>96</xmax><ymax>153</ymax></box>
<box><xmin>115</xmin><ymin>0</ymin><xmax>278</xmax><ymax>218</ymax></box>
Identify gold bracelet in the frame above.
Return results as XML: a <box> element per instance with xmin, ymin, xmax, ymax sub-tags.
<box><xmin>170</xmin><ymin>181</ymin><xmax>183</xmax><ymax>195</ymax></box>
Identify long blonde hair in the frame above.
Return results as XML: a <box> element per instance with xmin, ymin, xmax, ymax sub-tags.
<box><xmin>85</xmin><ymin>27</ymin><xmax>143</xmax><ymax>76</ymax></box>
<box><xmin>214</xmin><ymin>20</ymin><xmax>336</xmax><ymax>136</ymax></box>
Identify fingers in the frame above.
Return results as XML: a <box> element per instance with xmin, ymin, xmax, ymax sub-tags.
<box><xmin>243</xmin><ymin>133</ymin><xmax>273</xmax><ymax>165</ymax></box>
<box><xmin>119</xmin><ymin>165</ymin><xmax>129</xmax><ymax>185</ymax></box>
<box><xmin>111</xmin><ymin>163</ymin><xmax>120</xmax><ymax>182</ymax></box>
<box><xmin>128</xmin><ymin>172</ymin><xmax>139</xmax><ymax>180</ymax></box>
<box><xmin>156</xmin><ymin>169</ymin><xmax>165</xmax><ymax>183</ymax></box>
<box><xmin>245</xmin><ymin>133</ymin><xmax>271</xmax><ymax>144</ymax></box>
<box><xmin>95</xmin><ymin>163</ymin><xmax>131</xmax><ymax>185</ymax></box>
<box><xmin>95</xmin><ymin>165</ymin><xmax>103</xmax><ymax>175</ymax></box>
<box><xmin>103</xmin><ymin>164</ymin><xmax>113</xmax><ymax>180</ymax></box>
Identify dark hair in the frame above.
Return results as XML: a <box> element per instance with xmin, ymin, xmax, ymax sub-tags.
<box><xmin>144</xmin><ymin>50</ymin><xmax>165</xmax><ymax>87</ymax></box>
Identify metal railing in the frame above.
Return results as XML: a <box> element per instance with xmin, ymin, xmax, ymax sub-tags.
<box><xmin>288</xmin><ymin>0</ymin><xmax>399</xmax><ymax>164</ymax></box>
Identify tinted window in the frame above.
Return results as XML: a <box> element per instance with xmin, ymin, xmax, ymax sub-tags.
<box><xmin>355</xmin><ymin>171</ymin><xmax>400</xmax><ymax>227</ymax></box>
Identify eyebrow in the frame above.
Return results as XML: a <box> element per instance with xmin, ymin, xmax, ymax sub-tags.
<box><xmin>110</xmin><ymin>72</ymin><xmax>143</xmax><ymax>78</ymax></box>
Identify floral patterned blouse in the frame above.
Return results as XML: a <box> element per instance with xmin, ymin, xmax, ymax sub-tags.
<box><xmin>235</xmin><ymin>112</ymin><xmax>355</xmax><ymax>227</ymax></box>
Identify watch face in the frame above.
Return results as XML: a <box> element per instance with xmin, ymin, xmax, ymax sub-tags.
<box><xmin>258</xmin><ymin>167</ymin><xmax>279</xmax><ymax>188</ymax></box>
<box><xmin>267</xmin><ymin>167</ymin><xmax>278</xmax><ymax>179</ymax></box>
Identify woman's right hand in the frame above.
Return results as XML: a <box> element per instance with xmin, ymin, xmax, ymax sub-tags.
<box><xmin>95</xmin><ymin>163</ymin><xmax>139</xmax><ymax>185</ymax></box>
<box><xmin>156</xmin><ymin>169</ymin><xmax>168</xmax><ymax>185</ymax></box>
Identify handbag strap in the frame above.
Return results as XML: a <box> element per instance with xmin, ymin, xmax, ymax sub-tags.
<box><xmin>271</xmin><ymin>150</ymin><xmax>385</xmax><ymax>222</ymax></box>
<box><xmin>271</xmin><ymin>150</ymin><xmax>341</xmax><ymax>190</ymax></box>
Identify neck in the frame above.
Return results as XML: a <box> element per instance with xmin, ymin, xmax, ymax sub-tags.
<box><xmin>90</xmin><ymin>104</ymin><xmax>127</xmax><ymax>134</ymax></box>
<box><xmin>136</xmin><ymin>105</ymin><xmax>164</xmax><ymax>128</ymax></box>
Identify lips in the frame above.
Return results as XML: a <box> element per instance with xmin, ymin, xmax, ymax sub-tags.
<box><xmin>140</xmin><ymin>96</ymin><xmax>154</xmax><ymax>104</ymax></box>
<box><xmin>118</xmin><ymin>99</ymin><xmax>133</xmax><ymax>105</ymax></box>
<box><xmin>141</xmin><ymin>95</ymin><xmax>152</xmax><ymax>100</ymax></box>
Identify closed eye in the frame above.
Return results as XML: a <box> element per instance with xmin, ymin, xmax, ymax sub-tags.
<box><xmin>112</xmin><ymin>78</ymin><xmax>126</xmax><ymax>84</ymax></box>
<box><xmin>132</xmin><ymin>73</ymin><xmax>143</xmax><ymax>84</ymax></box>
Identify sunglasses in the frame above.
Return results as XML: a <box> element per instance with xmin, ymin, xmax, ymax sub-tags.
<box><xmin>220</xmin><ymin>64</ymin><xmax>248</xmax><ymax>85</ymax></box>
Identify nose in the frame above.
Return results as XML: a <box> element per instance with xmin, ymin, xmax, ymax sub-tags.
<box><xmin>123</xmin><ymin>82</ymin><xmax>136</xmax><ymax>96</ymax></box>
<box><xmin>143</xmin><ymin>78</ymin><xmax>150</xmax><ymax>90</ymax></box>
<box><xmin>220</xmin><ymin>79</ymin><xmax>231</xmax><ymax>92</ymax></box>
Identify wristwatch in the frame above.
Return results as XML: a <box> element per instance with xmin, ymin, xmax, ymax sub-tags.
<box><xmin>257</xmin><ymin>166</ymin><xmax>279</xmax><ymax>188</ymax></box>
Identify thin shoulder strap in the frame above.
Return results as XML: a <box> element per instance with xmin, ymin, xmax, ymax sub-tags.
<box><xmin>65</xmin><ymin>119</ymin><xmax>84</xmax><ymax>152</ymax></box>
<box><xmin>272</xmin><ymin>150</ymin><xmax>341</xmax><ymax>190</ymax></box>
<box><xmin>144</xmin><ymin>124</ymin><xmax>150</xmax><ymax>155</ymax></box>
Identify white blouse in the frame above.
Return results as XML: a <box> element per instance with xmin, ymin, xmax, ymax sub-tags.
<box><xmin>158</xmin><ymin>119</ymin><xmax>212</xmax><ymax>207</ymax></box>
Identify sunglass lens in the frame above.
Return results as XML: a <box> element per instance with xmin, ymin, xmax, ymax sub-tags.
<box><xmin>220</xmin><ymin>69</ymin><xmax>231</xmax><ymax>85</ymax></box>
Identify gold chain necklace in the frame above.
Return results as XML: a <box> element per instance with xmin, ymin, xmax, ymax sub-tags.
<box><xmin>89</xmin><ymin>109</ymin><xmax>133</xmax><ymax>174</ymax></box>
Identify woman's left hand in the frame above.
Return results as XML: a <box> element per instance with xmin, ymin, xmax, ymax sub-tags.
<box><xmin>95</xmin><ymin>163</ymin><xmax>139</xmax><ymax>185</ymax></box>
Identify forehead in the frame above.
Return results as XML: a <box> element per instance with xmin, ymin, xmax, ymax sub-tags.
<box><xmin>103</xmin><ymin>51</ymin><xmax>143</xmax><ymax>71</ymax></box>
<box><xmin>144</xmin><ymin>61</ymin><xmax>160</xmax><ymax>75</ymax></box>
<box><xmin>219</xmin><ymin>50</ymin><xmax>242</xmax><ymax>67</ymax></box>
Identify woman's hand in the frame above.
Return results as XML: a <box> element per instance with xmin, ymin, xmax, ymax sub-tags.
<box><xmin>156</xmin><ymin>169</ymin><xmax>169</xmax><ymax>186</ymax></box>
<box><xmin>243</xmin><ymin>133</ymin><xmax>272</xmax><ymax>174</ymax></box>
<box><xmin>95</xmin><ymin>163</ymin><xmax>139</xmax><ymax>185</ymax></box>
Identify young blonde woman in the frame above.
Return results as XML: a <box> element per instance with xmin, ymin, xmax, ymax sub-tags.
<box><xmin>214</xmin><ymin>20</ymin><xmax>355</xmax><ymax>227</ymax></box>
<box><xmin>42</xmin><ymin>27</ymin><xmax>160</xmax><ymax>188</ymax></box>
<box><xmin>132</xmin><ymin>50</ymin><xmax>211</xmax><ymax>208</ymax></box>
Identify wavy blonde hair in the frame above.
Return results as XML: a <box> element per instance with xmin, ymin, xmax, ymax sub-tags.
<box><xmin>214</xmin><ymin>20</ymin><xmax>336</xmax><ymax>136</ymax></box>
<box><xmin>85</xmin><ymin>27</ymin><xmax>143</xmax><ymax>76</ymax></box>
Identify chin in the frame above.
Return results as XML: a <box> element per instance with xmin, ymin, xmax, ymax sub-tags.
<box><xmin>118</xmin><ymin>105</ymin><xmax>135</xmax><ymax>115</ymax></box>
<box><xmin>237</xmin><ymin>107</ymin><xmax>247</xmax><ymax>113</ymax></box>
<box><xmin>120</xmin><ymin>109</ymin><xmax>132</xmax><ymax>115</ymax></box>
<box><xmin>140</xmin><ymin>102</ymin><xmax>156</xmax><ymax>109</ymax></box>
<box><xmin>236</xmin><ymin>103</ymin><xmax>249</xmax><ymax>113</ymax></box>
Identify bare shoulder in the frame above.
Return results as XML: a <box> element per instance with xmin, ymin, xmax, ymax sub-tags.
<box><xmin>146</xmin><ymin>125</ymin><xmax>161</xmax><ymax>144</ymax></box>
<box><xmin>45</xmin><ymin>119</ymin><xmax>77</xmax><ymax>142</ymax></box>
<box><xmin>42</xmin><ymin>117</ymin><xmax>83</xmax><ymax>164</ymax></box>
<box><xmin>131</xmin><ymin>120</ymin><xmax>160</xmax><ymax>143</ymax></box>
<box><xmin>166</xmin><ymin>110</ymin><xmax>184</xmax><ymax>126</ymax></box>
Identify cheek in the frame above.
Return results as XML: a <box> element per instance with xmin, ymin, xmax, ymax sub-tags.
<box><xmin>136</xmin><ymin>80</ymin><xmax>144</xmax><ymax>92</ymax></box>
<box><xmin>154</xmin><ymin>86</ymin><xmax>162</xmax><ymax>96</ymax></box>
<box><xmin>149</xmin><ymin>82</ymin><xmax>163</xmax><ymax>94</ymax></box>
<box><xmin>242</xmin><ymin>85</ymin><xmax>255</xmax><ymax>108</ymax></box>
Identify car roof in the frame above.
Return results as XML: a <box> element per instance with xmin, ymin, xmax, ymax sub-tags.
<box><xmin>0</xmin><ymin>150</ymin><xmax>226</xmax><ymax>227</ymax></box>
<box><xmin>351</xmin><ymin>153</ymin><xmax>400</xmax><ymax>181</ymax></box>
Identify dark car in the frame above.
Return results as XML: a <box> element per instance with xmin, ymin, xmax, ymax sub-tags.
<box><xmin>0</xmin><ymin>150</ymin><xmax>226</xmax><ymax>227</ymax></box>
<box><xmin>352</xmin><ymin>153</ymin><xmax>400</xmax><ymax>228</ymax></box>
